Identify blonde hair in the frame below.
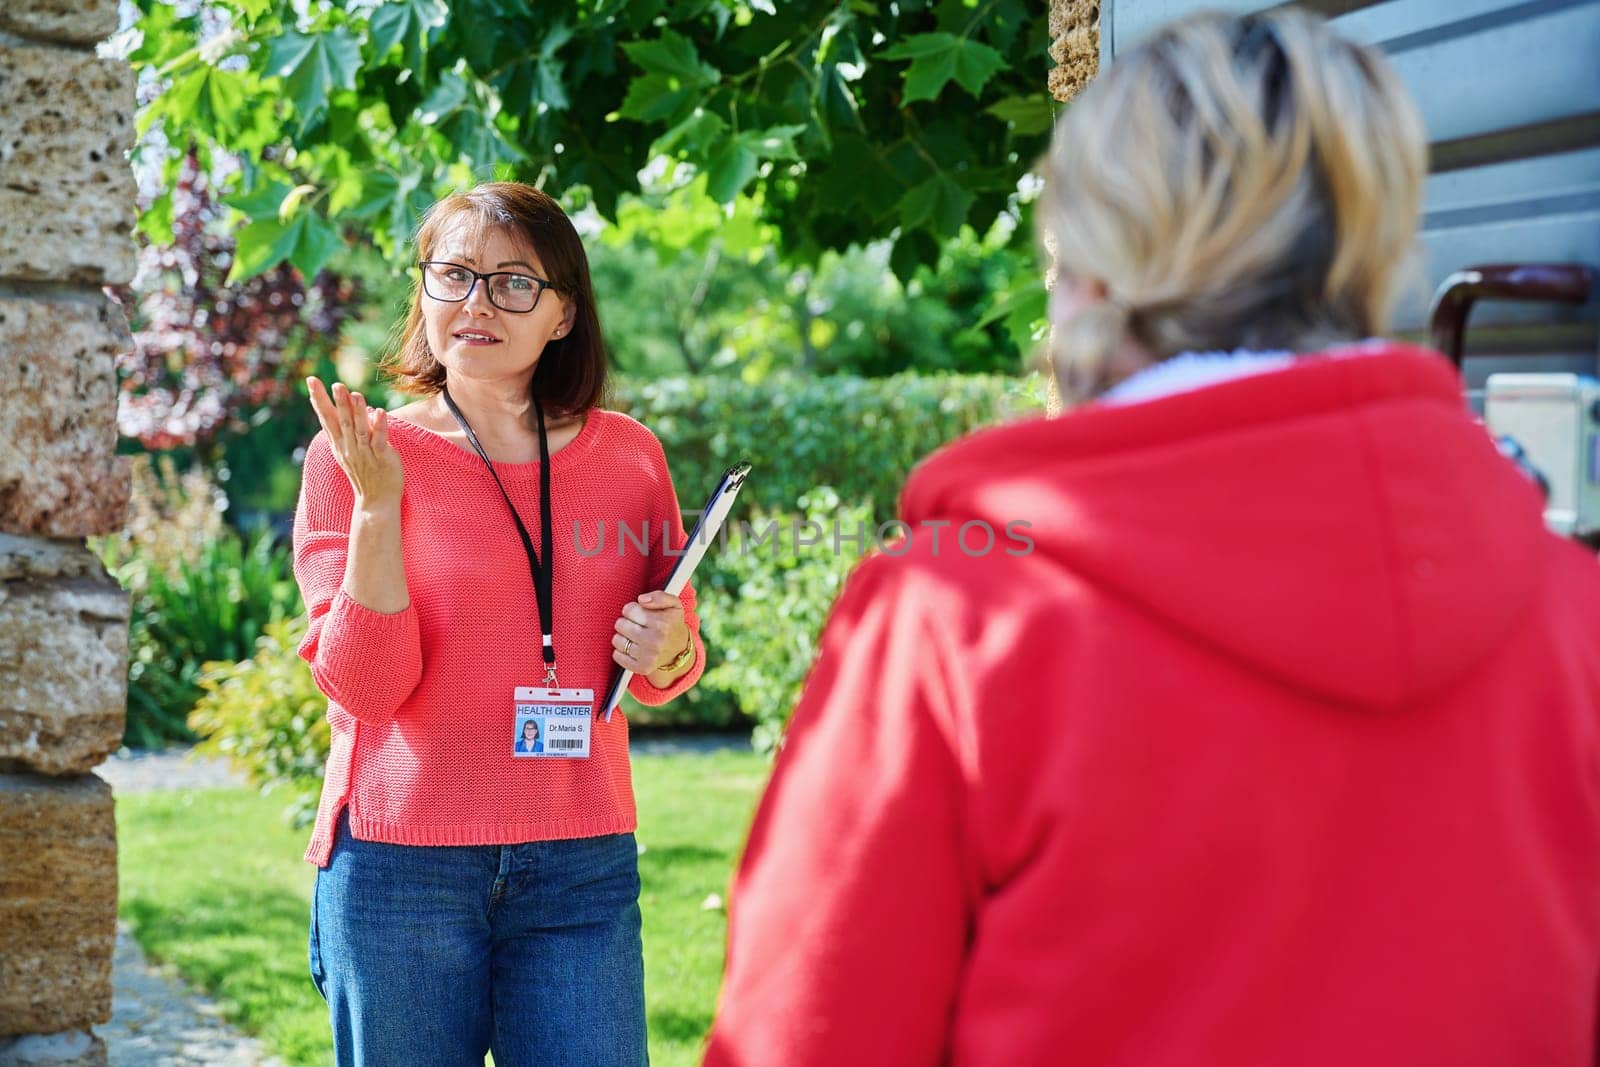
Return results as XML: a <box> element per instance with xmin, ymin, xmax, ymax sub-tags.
<box><xmin>1040</xmin><ymin>10</ymin><xmax>1428</xmax><ymax>401</ymax></box>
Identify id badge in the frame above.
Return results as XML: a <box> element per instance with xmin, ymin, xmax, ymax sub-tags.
<box><xmin>512</xmin><ymin>687</ymin><xmax>595</xmax><ymax>759</ymax></box>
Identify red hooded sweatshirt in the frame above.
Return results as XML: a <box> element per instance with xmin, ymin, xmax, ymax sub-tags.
<box><xmin>705</xmin><ymin>345</ymin><xmax>1600</xmax><ymax>1066</ymax></box>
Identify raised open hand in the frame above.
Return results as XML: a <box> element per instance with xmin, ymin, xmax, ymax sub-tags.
<box><xmin>306</xmin><ymin>376</ymin><xmax>404</xmax><ymax>508</ymax></box>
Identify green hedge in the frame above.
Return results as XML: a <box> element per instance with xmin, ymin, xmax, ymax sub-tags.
<box><xmin>185</xmin><ymin>372</ymin><xmax>1047</xmax><ymax>791</ymax></box>
<box><xmin>698</xmin><ymin>488</ymin><xmax>873</xmax><ymax>751</ymax></box>
<box><xmin>109</xmin><ymin>527</ymin><xmax>302</xmax><ymax>748</ymax></box>
<box><xmin>614</xmin><ymin>370</ymin><xmax>1046</xmax><ymax>734</ymax></box>
<box><xmin>610</xmin><ymin>371</ymin><xmax>1046</xmax><ymax>518</ymax></box>
<box><xmin>189</xmin><ymin>617</ymin><xmax>327</xmax><ymax>827</ymax></box>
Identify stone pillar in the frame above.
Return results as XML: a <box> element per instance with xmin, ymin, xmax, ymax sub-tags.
<box><xmin>1042</xmin><ymin>0</ymin><xmax>1101</xmax><ymax>415</ymax></box>
<box><xmin>0</xmin><ymin>1</ymin><xmax>134</xmax><ymax>1064</ymax></box>
<box><xmin>1049</xmin><ymin>0</ymin><xmax>1100</xmax><ymax>106</ymax></box>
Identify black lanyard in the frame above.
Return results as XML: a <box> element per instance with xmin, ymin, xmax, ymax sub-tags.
<box><xmin>441</xmin><ymin>385</ymin><xmax>557</xmax><ymax>685</ymax></box>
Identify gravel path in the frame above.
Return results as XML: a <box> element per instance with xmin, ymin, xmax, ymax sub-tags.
<box><xmin>94</xmin><ymin>731</ymin><xmax>751</xmax><ymax>1064</ymax></box>
<box><xmin>99</xmin><ymin>925</ymin><xmax>287</xmax><ymax>1067</ymax></box>
<box><xmin>97</xmin><ymin>751</ymin><xmax>285</xmax><ymax>1066</ymax></box>
<box><xmin>97</xmin><ymin>749</ymin><xmax>248</xmax><ymax>793</ymax></box>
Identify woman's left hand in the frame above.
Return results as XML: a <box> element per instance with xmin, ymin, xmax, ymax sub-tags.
<box><xmin>612</xmin><ymin>591</ymin><xmax>692</xmax><ymax>681</ymax></box>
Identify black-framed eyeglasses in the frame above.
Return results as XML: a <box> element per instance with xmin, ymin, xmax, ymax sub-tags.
<box><xmin>418</xmin><ymin>260</ymin><xmax>554</xmax><ymax>314</ymax></box>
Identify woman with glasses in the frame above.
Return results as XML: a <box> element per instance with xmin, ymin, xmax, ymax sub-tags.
<box><xmin>294</xmin><ymin>182</ymin><xmax>703</xmax><ymax>1065</ymax></box>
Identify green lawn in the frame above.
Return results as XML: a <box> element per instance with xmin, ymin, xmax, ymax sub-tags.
<box><xmin>115</xmin><ymin>749</ymin><xmax>770</xmax><ymax>1066</ymax></box>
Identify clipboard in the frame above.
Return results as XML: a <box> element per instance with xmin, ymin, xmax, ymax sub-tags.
<box><xmin>601</xmin><ymin>460</ymin><xmax>753</xmax><ymax>719</ymax></box>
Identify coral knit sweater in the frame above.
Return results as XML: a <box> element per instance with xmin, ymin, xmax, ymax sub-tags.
<box><xmin>293</xmin><ymin>408</ymin><xmax>704</xmax><ymax>867</ymax></box>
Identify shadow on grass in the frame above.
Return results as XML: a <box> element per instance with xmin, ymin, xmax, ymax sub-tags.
<box><xmin>650</xmin><ymin>1005</ymin><xmax>715</xmax><ymax>1046</ymax></box>
<box><xmin>122</xmin><ymin>881</ymin><xmax>319</xmax><ymax>1019</ymax></box>
<box><xmin>641</xmin><ymin>844</ymin><xmax>727</xmax><ymax>866</ymax></box>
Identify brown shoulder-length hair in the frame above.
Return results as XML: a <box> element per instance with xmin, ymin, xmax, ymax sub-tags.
<box><xmin>380</xmin><ymin>182</ymin><xmax>608</xmax><ymax>417</ymax></box>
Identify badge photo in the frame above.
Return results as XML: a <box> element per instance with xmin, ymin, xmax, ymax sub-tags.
<box><xmin>512</xmin><ymin>687</ymin><xmax>595</xmax><ymax>759</ymax></box>
<box><xmin>514</xmin><ymin>715</ymin><xmax>546</xmax><ymax>754</ymax></box>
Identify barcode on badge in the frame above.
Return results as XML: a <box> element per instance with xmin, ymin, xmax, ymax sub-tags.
<box><xmin>550</xmin><ymin>739</ymin><xmax>585</xmax><ymax>750</ymax></box>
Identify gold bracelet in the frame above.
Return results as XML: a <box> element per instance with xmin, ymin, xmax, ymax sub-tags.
<box><xmin>656</xmin><ymin>634</ymin><xmax>694</xmax><ymax>675</ymax></box>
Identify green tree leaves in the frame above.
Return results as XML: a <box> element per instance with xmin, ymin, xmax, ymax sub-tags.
<box><xmin>899</xmin><ymin>173</ymin><xmax>974</xmax><ymax>237</ymax></box>
<box><xmin>623</xmin><ymin>28</ymin><xmax>721</xmax><ymax>86</ymax></box>
<box><xmin>985</xmin><ymin>95</ymin><xmax>1057</xmax><ymax>136</ymax></box>
<box><xmin>365</xmin><ymin>0</ymin><xmax>446</xmax><ymax>75</ymax></box>
<box><xmin>705</xmin><ymin>125</ymin><xmax>804</xmax><ymax>203</ymax></box>
<box><xmin>417</xmin><ymin>73</ymin><xmax>525</xmax><ymax>165</ymax></box>
<box><xmin>880</xmin><ymin>32</ymin><xmax>1007</xmax><ymax>102</ymax></box>
<box><xmin>163</xmin><ymin>66</ymin><xmax>250</xmax><ymax>141</ymax></box>
<box><xmin>265</xmin><ymin>28</ymin><xmax>361</xmax><ymax>134</ymax></box>
<box><xmin>531</xmin><ymin>21</ymin><xmax>574</xmax><ymax>112</ymax></box>
<box><xmin>618</xmin><ymin>30</ymin><xmax>721</xmax><ymax>122</ymax></box>
<box><xmin>225</xmin><ymin>181</ymin><xmax>343</xmax><ymax>282</ymax></box>
<box><xmin>134</xmin><ymin>0</ymin><xmax>1053</xmax><ymax>283</ymax></box>
<box><xmin>229</xmin><ymin>209</ymin><xmax>342</xmax><ymax>284</ymax></box>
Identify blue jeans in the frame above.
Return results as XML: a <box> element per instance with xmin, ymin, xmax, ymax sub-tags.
<box><xmin>310</xmin><ymin>810</ymin><xmax>647</xmax><ymax>1066</ymax></box>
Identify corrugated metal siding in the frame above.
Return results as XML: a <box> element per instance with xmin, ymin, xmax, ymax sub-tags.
<box><xmin>1102</xmin><ymin>0</ymin><xmax>1600</xmax><ymax>387</ymax></box>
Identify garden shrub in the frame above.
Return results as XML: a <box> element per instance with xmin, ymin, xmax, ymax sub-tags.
<box><xmin>699</xmin><ymin>489</ymin><xmax>875</xmax><ymax>753</ymax></box>
<box><xmin>613</xmin><ymin>371</ymin><xmax>1047</xmax><ymax>732</ymax></box>
<box><xmin>610</xmin><ymin>370</ymin><xmax>1046</xmax><ymax>518</ymax></box>
<box><xmin>122</xmin><ymin>529</ymin><xmax>301</xmax><ymax>747</ymax></box>
<box><xmin>619</xmin><ymin>678</ymin><xmax>744</xmax><ymax>730</ymax></box>
<box><xmin>93</xmin><ymin>454</ymin><xmax>229</xmax><ymax>589</ymax></box>
<box><xmin>96</xmin><ymin>457</ymin><xmax>303</xmax><ymax>747</ymax></box>
<box><xmin>189</xmin><ymin>617</ymin><xmax>328</xmax><ymax>826</ymax></box>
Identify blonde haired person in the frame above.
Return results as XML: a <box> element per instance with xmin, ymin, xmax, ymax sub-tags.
<box><xmin>705</xmin><ymin>11</ymin><xmax>1600</xmax><ymax>1066</ymax></box>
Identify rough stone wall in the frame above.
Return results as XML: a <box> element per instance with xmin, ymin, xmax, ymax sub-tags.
<box><xmin>1049</xmin><ymin>0</ymin><xmax>1101</xmax><ymax>105</ymax></box>
<box><xmin>0</xmin><ymin>777</ymin><xmax>117</xmax><ymax>1037</ymax></box>
<box><xmin>1042</xmin><ymin>0</ymin><xmax>1102</xmax><ymax>414</ymax></box>
<box><xmin>0</xmin><ymin>1</ymin><xmax>133</xmax><ymax>1063</ymax></box>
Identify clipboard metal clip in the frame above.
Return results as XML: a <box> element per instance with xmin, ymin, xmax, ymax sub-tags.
<box><xmin>722</xmin><ymin>461</ymin><xmax>753</xmax><ymax>494</ymax></box>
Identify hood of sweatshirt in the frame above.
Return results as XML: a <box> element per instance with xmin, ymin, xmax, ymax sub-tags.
<box><xmin>899</xmin><ymin>344</ymin><xmax>1552</xmax><ymax>711</ymax></box>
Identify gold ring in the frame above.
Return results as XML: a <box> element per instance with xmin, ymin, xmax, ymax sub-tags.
<box><xmin>624</xmin><ymin>638</ymin><xmax>634</xmax><ymax>655</ymax></box>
